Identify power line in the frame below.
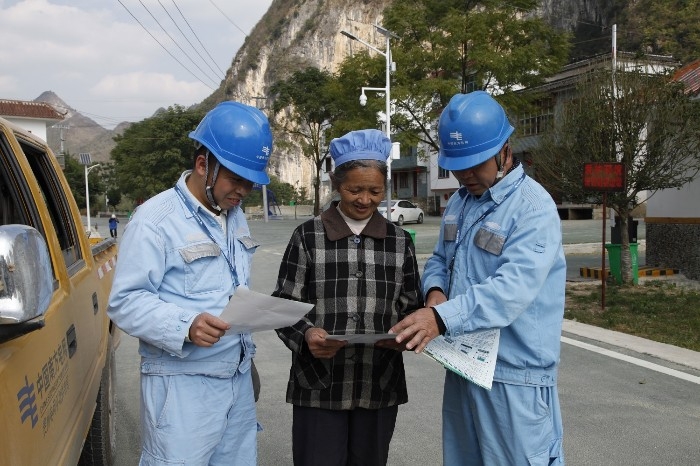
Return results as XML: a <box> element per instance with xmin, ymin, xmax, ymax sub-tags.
<box><xmin>48</xmin><ymin>102</ymin><xmax>136</xmax><ymax>127</ymax></box>
<box><xmin>137</xmin><ymin>0</ymin><xmax>221</xmax><ymax>87</ymax></box>
<box><xmin>158</xmin><ymin>0</ymin><xmax>225</xmax><ymax>82</ymax></box>
<box><xmin>116</xmin><ymin>0</ymin><xmax>216</xmax><ymax>91</ymax></box>
<box><xmin>571</xmin><ymin>36</ymin><xmax>612</xmax><ymax>46</ymax></box>
<box><xmin>171</xmin><ymin>0</ymin><xmax>227</xmax><ymax>77</ymax></box>
<box><xmin>208</xmin><ymin>0</ymin><xmax>249</xmax><ymax>37</ymax></box>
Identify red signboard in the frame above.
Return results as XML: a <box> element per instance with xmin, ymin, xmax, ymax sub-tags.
<box><xmin>582</xmin><ymin>162</ymin><xmax>625</xmax><ymax>192</ymax></box>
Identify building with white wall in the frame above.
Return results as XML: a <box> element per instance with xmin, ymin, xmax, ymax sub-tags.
<box><xmin>645</xmin><ymin>59</ymin><xmax>700</xmax><ymax>279</ymax></box>
<box><xmin>0</xmin><ymin>99</ymin><xmax>64</xmax><ymax>143</ymax></box>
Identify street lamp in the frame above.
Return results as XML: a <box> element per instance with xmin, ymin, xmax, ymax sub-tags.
<box><xmin>341</xmin><ymin>24</ymin><xmax>399</xmax><ymax>222</ymax></box>
<box><xmin>79</xmin><ymin>153</ymin><xmax>100</xmax><ymax>236</ymax></box>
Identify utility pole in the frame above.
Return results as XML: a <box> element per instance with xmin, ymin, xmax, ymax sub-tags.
<box><xmin>341</xmin><ymin>24</ymin><xmax>400</xmax><ymax>222</ymax></box>
<box><xmin>79</xmin><ymin>153</ymin><xmax>100</xmax><ymax>234</ymax></box>
<box><xmin>252</xmin><ymin>96</ymin><xmax>270</xmax><ymax>222</ymax></box>
<box><xmin>54</xmin><ymin>124</ymin><xmax>70</xmax><ymax>155</ymax></box>
<box><xmin>52</xmin><ymin>124</ymin><xmax>70</xmax><ymax>168</ymax></box>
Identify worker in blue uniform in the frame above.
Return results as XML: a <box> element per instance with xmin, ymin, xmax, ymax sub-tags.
<box><xmin>109</xmin><ymin>101</ymin><xmax>272</xmax><ymax>465</ymax></box>
<box><xmin>392</xmin><ymin>91</ymin><xmax>566</xmax><ymax>465</ymax></box>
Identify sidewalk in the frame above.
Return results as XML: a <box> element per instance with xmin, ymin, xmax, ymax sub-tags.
<box><xmin>563</xmin><ymin>320</ymin><xmax>700</xmax><ymax>371</ymax></box>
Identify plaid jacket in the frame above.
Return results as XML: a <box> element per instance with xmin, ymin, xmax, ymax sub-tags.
<box><xmin>274</xmin><ymin>204</ymin><xmax>423</xmax><ymax>410</ymax></box>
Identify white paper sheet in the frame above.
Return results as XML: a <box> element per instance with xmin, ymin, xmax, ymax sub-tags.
<box><xmin>423</xmin><ymin>329</ymin><xmax>500</xmax><ymax>390</ymax></box>
<box><xmin>220</xmin><ymin>287</ymin><xmax>313</xmax><ymax>334</ymax></box>
<box><xmin>326</xmin><ymin>333</ymin><xmax>398</xmax><ymax>344</ymax></box>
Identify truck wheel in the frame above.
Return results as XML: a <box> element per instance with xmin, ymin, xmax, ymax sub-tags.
<box><xmin>78</xmin><ymin>337</ymin><xmax>116</xmax><ymax>466</ymax></box>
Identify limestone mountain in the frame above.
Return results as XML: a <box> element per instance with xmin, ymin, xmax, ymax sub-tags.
<box><xmin>37</xmin><ymin>91</ymin><xmax>127</xmax><ymax>164</ymax></box>
<box><xmin>198</xmin><ymin>0</ymin><xmax>392</xmax><ymax>193</ymax></box>
<box><xmin>33</xmin><ymin>0</ymin><xmax>688</xmax><ymax>191</ymax></box>
<box><xmin>200</xmin><ymin>0</ymin><xmax>620</xmax><ymax>190</ymax></box>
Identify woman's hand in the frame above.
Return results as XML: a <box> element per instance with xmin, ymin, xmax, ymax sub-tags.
<box><xmin>304</xmin><ymin>327</ymin><xmax>347</xmax><ymax>359</ymax></box>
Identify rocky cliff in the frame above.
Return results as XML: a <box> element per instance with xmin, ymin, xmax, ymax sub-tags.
<box><xmin>212</xmin><ymin>0</ymin><xmax>610</xmax><ymax>190</ymax></box>
<box><xmin>206</xmin><ymin>0</ymin><xmax>392</xmax><ymax>190</ymax></box>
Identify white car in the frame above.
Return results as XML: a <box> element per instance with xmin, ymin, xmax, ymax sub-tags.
<box><xmin>377</xmin><ymin>200</ymin><xmax>424</xmax><ymax>225</ymax></box>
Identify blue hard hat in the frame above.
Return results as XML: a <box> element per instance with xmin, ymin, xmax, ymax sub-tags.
<box><xmin>189</xmin><ymin>101</ymin><xmax>273</xmax><ymax>184</ymax></box>
<box><xmin>437</xmin><ymin>91</ymin><xmax>514</xmax><ymax>171</ymax></box>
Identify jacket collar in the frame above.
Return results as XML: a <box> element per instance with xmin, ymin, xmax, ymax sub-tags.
<box><xmin>321</xmin><ymin>202</ymin><xmax>388</xmax><ymax>241</ymax></box>
<box><xmin>457</xmin><ymin>164</ymin><xmax>525</xmax><ymax>203</ymax></box>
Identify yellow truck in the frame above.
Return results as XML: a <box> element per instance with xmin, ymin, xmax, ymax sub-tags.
<box><xmin>0</xmin><ymin>117</ymin><xmax>119</xmax><ymax>465</ymax></box>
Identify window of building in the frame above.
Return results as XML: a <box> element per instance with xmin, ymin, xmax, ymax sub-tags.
<box><xmin>438</xmin><ymin>166</ymin><xmax>450</xmax><ymax>179</ymax></box>
<box><xmin>399</xmin><ymin>172</ymin><xmax>408</xmax><ymax>189</ymax></box>
<box><xmin>519</xmin><ymin>97</ymin><xmax>554</xmax><ymax>136</ymax></box>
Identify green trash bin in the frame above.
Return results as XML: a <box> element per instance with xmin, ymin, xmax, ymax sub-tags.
<box><xmin>604</xmin><ymin>243</ymin><xmax>639</xmax><ymax>284</ymax></box>
<box><xmin>405</xmin><ymin>228</ymin><xmax>416</xmax><ymax>244</ymax></box>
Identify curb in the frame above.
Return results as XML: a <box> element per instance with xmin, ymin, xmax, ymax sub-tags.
<box><xmin>563</xmin><ymin>320</ymin><xmax>700</xmax><ymax>371</ymax></box>
<box><xmin>564</xmin><ymin>239</ymin><xmax>646</xmax><ymax>255</ymax></box>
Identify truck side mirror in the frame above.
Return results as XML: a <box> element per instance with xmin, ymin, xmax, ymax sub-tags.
<box><xmin>0</xmin><ymin>225</ymin><xmax>53</xmax><ymax>343</ymax></box>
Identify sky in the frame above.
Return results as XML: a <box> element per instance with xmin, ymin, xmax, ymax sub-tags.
<box><xmin>0</xmin><ymin>0</ymin><xmax>274</xmax><ymax>129</ymax></box>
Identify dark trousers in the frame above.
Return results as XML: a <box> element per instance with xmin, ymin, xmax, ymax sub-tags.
<box><xmin>292</xmin><ymin>404</ymin><xmax>398</xmax><ymax>466</ymax></box>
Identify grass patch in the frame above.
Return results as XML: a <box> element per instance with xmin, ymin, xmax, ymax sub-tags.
<box><xmin>565</xmin><ymin>281</ymin><xmax>700</xmax><ymax>352</ymax></box>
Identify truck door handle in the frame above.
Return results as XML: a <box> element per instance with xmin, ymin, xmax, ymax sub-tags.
<box><xmin>66</xmin><ymin>324</ymin><xmax>77</xmax><ymax>358</ymax></box>
<box><xmin>92</xmin><ymin>292</ymin><xmax>98</xmax><ymax>315</ymax></box>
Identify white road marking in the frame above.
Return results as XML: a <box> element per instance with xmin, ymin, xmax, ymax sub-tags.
<box><xmin>561</xmin><ymin>336</ymin><xmax>700</xmax><ymax>385</ymax></box>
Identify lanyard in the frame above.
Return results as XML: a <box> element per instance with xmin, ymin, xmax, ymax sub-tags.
<box><xmin>447</xmin><ymin>173</ymin><xmax>525</xmax><ymax>294</ymax></box>
<box><xmin>174</xmin><ymin>184</ymin><xmax>239</xmax><ymax>287</ymax></box>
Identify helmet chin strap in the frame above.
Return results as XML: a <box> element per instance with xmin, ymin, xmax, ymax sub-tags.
<box><xmin>203</xmin><ymin>150</ymin><xmax>222</xmax><ymax>212</ymax></box>
<box><xmin>495</xmin><ymin>150</ymin><xmax>506</xmax><ymax>181</ymax></box>
<box><xmin>495</xmin><ymin>155</ymin><xmax>504</xmax><ymax>180</ymax></box>
<box><xmin>494</xmin><ymin>143</ymin><xmax>511</xmax><ymax>181</ymax></box>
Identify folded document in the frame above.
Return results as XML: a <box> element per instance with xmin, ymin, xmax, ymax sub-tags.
<box><xmin>423</xmin><ymin>329</ymin><xmax>500</xmax><ymax>390</ymax></box>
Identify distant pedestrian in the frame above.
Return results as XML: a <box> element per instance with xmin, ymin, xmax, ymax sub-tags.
<box><xmin>108</xmin><ymin>214</ymin><xmax>119</xmax><ymax>238</ymax></box>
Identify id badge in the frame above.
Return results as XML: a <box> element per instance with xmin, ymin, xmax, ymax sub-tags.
<box><xmin>474</xmin><ymin>227</ymin><xmax>505</xmax><ymax>255</ymax></box>
<box><xmin>443</xmin><ymin>215</ymin><xmax>458</xmax><ymax>242</ymax></box>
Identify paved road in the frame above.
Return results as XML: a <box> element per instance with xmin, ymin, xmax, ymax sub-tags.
<box><xmin>108</xmin><ymin>215</ymin><xmax>700</xmax><ymax>465</ymax></box>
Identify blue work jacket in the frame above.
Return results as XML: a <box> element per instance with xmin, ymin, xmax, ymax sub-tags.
<box><xmin>108</xmin><ymin>171</ymin><xmax>257</xmax><ymax>377</ymax></box>
<box><xmin>424</xmin><ymin>165</ymin><xmax>566</xmax><ymax>386</ymax></box>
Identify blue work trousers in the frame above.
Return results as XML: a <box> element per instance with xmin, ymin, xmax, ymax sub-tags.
<box><xmin>139</xmin><ymin>370</ymin><xmax>257</xmax><ymax>465</ymax></box>
<box><xmin>442</xmin><ymin>371</ymin><xmax>564</xmax><ymax>465</ymax></box>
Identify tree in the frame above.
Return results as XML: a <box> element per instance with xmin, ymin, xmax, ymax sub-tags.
<box><xmin>111</xmin><ymin>105</ymin><xmax>205</xmax><ymax>203</ymax></box>
<box><xmin>106</xmin><ymin>187</ymin><xmax>121</xmax><ymax>210</ymax></box>
<box><xmin>331</xmin><ymin>54</ymin><xmax>389</xmax><ymax>137</ymax></box>
<box><xmin>269</xmin><ymin>67</ymin><xmax>340</xmax><ymax>215</ymax></box>
<box><xmin>534</xmin><ymin>66</ymin><xmax>700</xmax><ymax>284</ymax></box>
<box><xmin>294</xmin><ymin>183</ymin><xmax>310</xmax><ymax>205</ymax></box>
<box><xmin>244</xmin><ymin>175</ymin><xmax>298</xmax><ymax>208</ymax></box>
<box><xmin>97</xmin><ymin>162</ymin><xmax>121</xmax><ymax>211</ymax></box>
<box><xmin>62</xmin><ymin>151</ymin><xmax>106</xmax><ymax>215</ymax></box>
<box><xmin>623</xmin><ymin>0</ymin><xmax>700</xmax><ymax>65</ymax></box>
<box><xmin>370</xmin><ymin>0</ymin><xmax>571</xmax><ymax>152</ymax></box>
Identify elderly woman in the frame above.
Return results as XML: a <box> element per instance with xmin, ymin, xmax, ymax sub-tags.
<box><xmin>273</xmin><ymin>129</ymin><xmax>424</xmax><ymax>466</ymax></box>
